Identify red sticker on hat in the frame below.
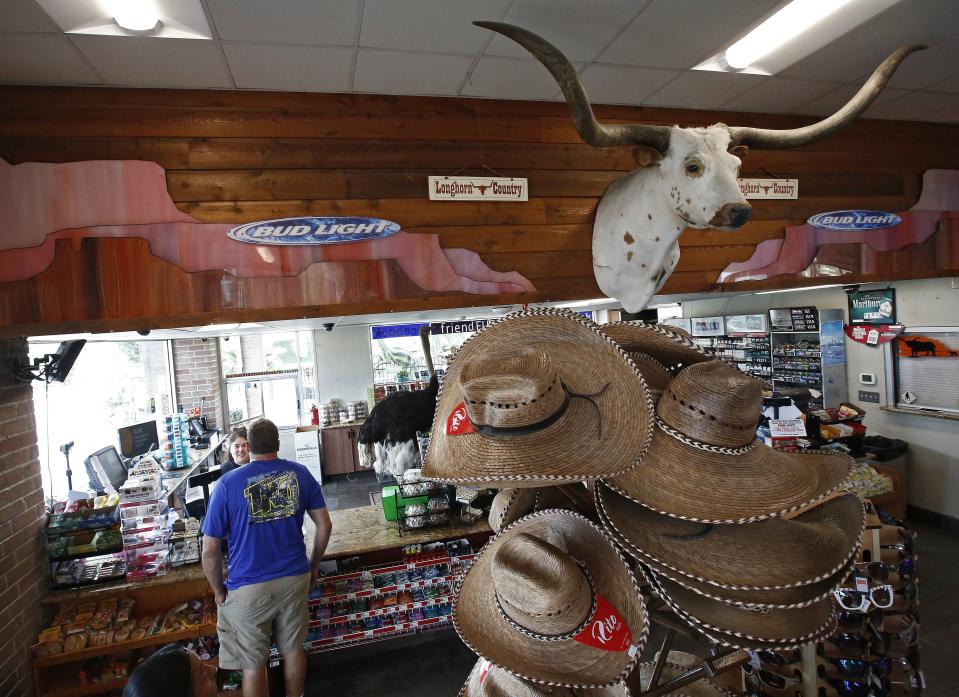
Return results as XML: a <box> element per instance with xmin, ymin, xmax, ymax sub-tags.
<box><xmin>573</xmin><ymin>595</ymin><xmax>632</xmax><ymax>652</ymax></box>
<box><xmin>446</xmin><ymin>402</ymin><xmax>476</xmax><ymax>436</ymax></box>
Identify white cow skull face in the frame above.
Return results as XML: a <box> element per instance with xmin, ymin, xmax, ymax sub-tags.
<box><xmin>657</xmin><ymin>127</ymin><xmax>751</xmax><ymax>230</ymax></box>
<box><xmin>474</xmin><ymin>21</ymin><xmax>923</xmax><ymax>311</ymax></box>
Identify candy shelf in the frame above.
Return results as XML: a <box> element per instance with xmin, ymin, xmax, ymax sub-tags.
<box><xmin>310</xmin><ymin>593</ymin><xmax>453</xmax><ymax>627</ymax></box>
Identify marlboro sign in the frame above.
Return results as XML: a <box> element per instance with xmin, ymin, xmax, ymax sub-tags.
<box><xmin>738</xmin><ymin>178</ymin><xmax>799</xmax><ymax>199</ymax></box>
<box><xmin>428</xmin><ymin>176</ymin><xmax>528</xmax><ymax>201</ymax></box>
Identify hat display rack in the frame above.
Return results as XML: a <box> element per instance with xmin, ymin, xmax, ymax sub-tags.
<box><xmin>422</xmin><ymin>309</ymin><xmax>886</xmax><ymax>697</ymax></box>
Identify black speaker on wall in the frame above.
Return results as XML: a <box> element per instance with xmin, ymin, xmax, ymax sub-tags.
<box><xmin>47</xmin><ymin>340</ymin><xmax>86</xmax><ymax>382</ymax></box>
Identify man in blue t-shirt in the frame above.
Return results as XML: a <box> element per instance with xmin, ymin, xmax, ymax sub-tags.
<box><xmin>201</xmin><ymin>418</ymin><xmax>332</xmax><ymax>697</ymax></box>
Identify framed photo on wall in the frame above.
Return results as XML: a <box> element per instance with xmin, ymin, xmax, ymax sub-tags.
<box><xmin>691</xmin><ymin>316</ymin><xmax>726</xmax><ymax>337</ymax></box>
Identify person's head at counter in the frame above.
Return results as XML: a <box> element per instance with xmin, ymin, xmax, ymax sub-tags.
<box><xmin>227</xmin><ymin>427</ymin><xmax>250</xmax><ymax>466</ymax></box>
<box><xmin>247</xmin><ymin>418</ymin><xmax>280</xmax><ymax>459</ymax></box>
<box><xmin>122</xmin><ymin>644</ymin><xmax>218</xmax><ymax>697</ymax></box>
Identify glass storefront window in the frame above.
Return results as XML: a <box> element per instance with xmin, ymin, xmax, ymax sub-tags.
<box><xmin>29</xmin><ymin>340</ymin><xmax>175</xmax><ymax>500</ymax></box>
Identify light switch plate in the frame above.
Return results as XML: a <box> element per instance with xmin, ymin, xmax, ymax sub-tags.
<box><xmin>859</xmin><ymin>390</ymin><xmax>880</xmax><ymax>403</ymax></box>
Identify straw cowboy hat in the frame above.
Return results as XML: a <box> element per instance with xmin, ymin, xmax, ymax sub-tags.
<box><xmin>645</xmin><ymin>570</ymin><xmax>837</xmax><ymax>651</ymax></box>
<box><xmin>634</xmin><ymin>651</ymin><xmax>737</xmax><ymax>697</ymax></box>
<box><xmin>454</xmin><ymin>510</ymin><xmax>648</xmax><ymax>688</ymax></box>
<box><xmin>424</xmin><ymin>309</ymin><xmax>653</xmax><ymax>487</ymax></box>
<box><xmin>604</xmin><ymin>360</ymin><xmax>851</xmax><ymax>523</ymax></box>
<box><xmin>488</xmin><ymin>486</ymin><xmax>590</xmax><ymax>534</ymax></box>
<box><xmin>601</xmin><ymin>322</ymin><xmax>712</xmax><ymax>373</ymax></box>
<box><xmin>459</xmin><ymin>658</ymin><xmax>630</xmax><ymax>697</ymax></box>
<box><xmin>595</xmin><ymin>483</ymin><xmax>865</xmax><ymax>595</ymax></box>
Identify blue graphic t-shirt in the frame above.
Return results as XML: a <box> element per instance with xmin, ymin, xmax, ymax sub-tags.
<box><xmin>202</xmin><ymin>458</ymin><xmax>326</xmax><ymax>590</ymax></box>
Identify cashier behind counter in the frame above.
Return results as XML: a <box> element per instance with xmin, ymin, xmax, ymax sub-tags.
<box><xmin>184</xmin><ymin>428</ymin><xmax>251</xmax><ymax>517</ymax></box>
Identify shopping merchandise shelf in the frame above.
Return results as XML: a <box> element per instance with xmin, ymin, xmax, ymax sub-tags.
<box><xmin>34</xmin><ymin>622</ymin><xmax>217</xmax><ymax>668</ymax></box>
<box><xmin>310</xmin><ymin>593</ymin><xmax>452</xmax><ymax>627</ymax></box>
<box><xmin>305</xmin><ymin>616</ymin><xmax>451</xmax><ymax>653</ymax></box>
<box><xmin>308</xmin><ymin>553</ymin><xmax>473</xmax><ymax>606</ymax></box>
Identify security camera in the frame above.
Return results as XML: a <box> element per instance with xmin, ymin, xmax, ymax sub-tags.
<box><xmin>323</xmin><ymin>323</ymin><xmax>335</xmax><ymax>332</ymax></box>
<box><xmin>842</xmin><ymin>284</ymin><xmax>861</xmax><ymax>295</ymax></box>
<box><xmin>136</xmin><ymin>329</ymin><xmax>150</xmax><ymax>336</ymax></box>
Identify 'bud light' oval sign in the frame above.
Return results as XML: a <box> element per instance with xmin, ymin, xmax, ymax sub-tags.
<box><xmin>807</xmin><ymin>210</ymin><xmax>901</xmax><ymax>231</ymax></box>
<box><xmin>228</xmin><ymin>217</ymin><xmax>400</xmax><ymax>245</ymax></box>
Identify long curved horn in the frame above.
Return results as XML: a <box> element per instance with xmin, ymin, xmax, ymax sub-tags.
<box><xmin>729</xmin><ymin>44</ymin><xmax>925</xmax><ymax>149</ymax></box>
<box><xmin>475</xmin><ymin>21</ymin><xmax>672</xmax><ymax>152</ymax></box>
<box><xmin>419</xmin><ymin>325</ymin><xmax>435</xmax><ymax>377</ymax></box>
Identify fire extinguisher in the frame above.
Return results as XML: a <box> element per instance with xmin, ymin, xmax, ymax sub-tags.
<box><xmin>311</xmin><ymin>404</ymin><xmax>319</xmax><ymax>426</ymax></box>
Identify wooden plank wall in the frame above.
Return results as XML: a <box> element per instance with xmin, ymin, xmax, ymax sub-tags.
<box><xmin>1</xmin><ymin>86</ymin><xmax>958</xmax><ymax>336</ymax></box>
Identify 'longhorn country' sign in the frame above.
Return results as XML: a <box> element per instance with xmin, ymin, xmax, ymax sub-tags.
<box><xmin>228</xmin><ymin>217</ymin><xmax>400</xmax><ymax>245</ymax></box>
<box><xmin>738</xmin><ymin>178</ymin><xmax>799</xmax><ymax>199</ymax></box>
<box><xmin>428</xmin><ymin>176</ymin><xmax>529</xmax><ymax>201</ymax></box>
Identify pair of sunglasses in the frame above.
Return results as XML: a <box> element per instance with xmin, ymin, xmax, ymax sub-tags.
<box><xmin>872</xmin><ymin>612</ymin><xmax>919</xmax><ymax>643</ymax></box>
<box><xmin>824</xmin><ymin>674</ymin><xmax>890</xmax><ymax>697</ymax></box>
<box><xmin>821</xmin><ymin>655</ymin><xmax>892</xmax><ymax>679</ymax></box>
<box><xmin>826</xmin><ymin>633</ymin><xmax>888</xmax><ymax>658</ymax></box>
<box><xmin>746</xmin><ymin>666</ymin><xmax>802</xmax><ymax>691</ymax></box>
<box><xmin>834</xmin><ymin>584</ymin><xmax>894</xmax><ymax>612</ymax></box>
<box><xmin>754</xmin><ymin>649</ymin><xmax>802</xmax><ymax>667</ymax></box>
<box><xmin>857</xmin><ymin>560</ymin><xmax>915</xmax><ymax>582</ymax></box>
<box><xmin>837</xmin><ymin>608</ymin><xmax>883</xmax><ymax>631</ymax></box>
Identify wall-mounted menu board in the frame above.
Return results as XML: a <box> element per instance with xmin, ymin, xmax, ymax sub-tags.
<box><xmin>769</xmin><ymin>307</ymin><xmax>819</xmax><ymax>333</ymax></box>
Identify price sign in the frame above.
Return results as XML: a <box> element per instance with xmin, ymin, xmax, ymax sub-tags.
<box><xmin>769</xmin><ymin>418</ymin><xmax>808</xmax><ymax>437</ymax></box>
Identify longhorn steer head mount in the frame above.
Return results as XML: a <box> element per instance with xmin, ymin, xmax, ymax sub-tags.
<box><xmin>475</xmin><ymin>22</ymin><xmax>924</xmax><ymax>312</ymax></box>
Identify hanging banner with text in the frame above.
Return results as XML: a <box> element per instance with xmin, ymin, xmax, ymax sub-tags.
<box><xmin>845</xmin><ymin>324</ymin><xmax>904</xmax><ymax>346</ymax></box>
<box><xmin>738</xmin><ymin>178</ymin><xmax>799</xmax><ymax>199</ymax></box>
<box><xmin>428</xmin><ymin>176</ymin><xmax>528</xmax><ymax>201</ymax></box>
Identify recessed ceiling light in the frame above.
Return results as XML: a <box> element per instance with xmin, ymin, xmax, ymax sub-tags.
<box><xmin>724</xmin><ymin>0</ymin><xmax>855</xmax><ymax>70</ymax></box>
<box><xmin>111</xmin><ymin>1</ymin><xmax>161</xmax><ymax>33</ymax></box>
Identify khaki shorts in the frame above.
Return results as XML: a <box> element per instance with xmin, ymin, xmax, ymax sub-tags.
<box><xmin>216</xmin><ymin>572</ymin><xmax>310</xmax><ymax>670</ymax></box>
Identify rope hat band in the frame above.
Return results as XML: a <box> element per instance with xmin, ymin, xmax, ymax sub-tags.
<box><xmin>458</xmin><ymin>658</ymin><xmax>630</xmax><ymax>697</ymax></box>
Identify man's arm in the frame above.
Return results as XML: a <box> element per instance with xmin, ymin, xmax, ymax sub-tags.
<box><xmin>201</xmin><ymin>535</ymin><xmax>227</xmax><ymax>605</ymax></box>
<box><xmin>307</xmin><ymin>507</ymin><xmax>333</xmax><ymax>586</ymax></box>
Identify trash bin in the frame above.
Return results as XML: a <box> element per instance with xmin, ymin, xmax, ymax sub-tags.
<box><xmin>862</xmin><ymin>435</ymin><xmax>908</xmax><ymax>462</ymax></box>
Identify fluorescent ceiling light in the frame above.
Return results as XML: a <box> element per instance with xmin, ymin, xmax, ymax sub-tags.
<box><xmin>556</xmin><ymin>298</ymin><xmax>615</xmax><ymax>308</ymax></box>
<box><xmin>694</xmin><ymin>0</ymin><xmax>901</xmax><ymax>75</ymax></box>
<box><xmin>725</xmin><ymin>0</ymin><xmax>854</xmax><ymax>70</ymax></box>
<box><xmin>111</xmin><ymin>0</ymin><xmax>160</xmax><ymax>32</ymax></box>
<box><xmin>754</xmin><ymin>283</ymin><xmax>843</xmax><ymax>295</ymax></box>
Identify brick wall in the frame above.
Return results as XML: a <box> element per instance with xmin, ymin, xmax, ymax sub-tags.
<box><xmin>172</xmin><ymin>338</ymin><xmax>223</xmax><ymax>430</ymax></box>
<box><xmin>0</xmin><ymin>339</ymin><xmax>50</xmax><ymax>697</ymax></box>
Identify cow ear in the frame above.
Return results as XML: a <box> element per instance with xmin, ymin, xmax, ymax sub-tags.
<box><xmin>729</xmin><ymin>145</ymin><xmax>749</xmax><ymax>159</ymax></box>
<box><xmin>632</xmin><ymin>146</ymin><xmax>664</xmax><ymax>168</ymax></box>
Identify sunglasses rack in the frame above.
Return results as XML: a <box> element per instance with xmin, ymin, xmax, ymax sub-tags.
<box><xmin>743</xmin><ymin>507</ymin><xmax>923</xmax><ymax>697</ymax></box>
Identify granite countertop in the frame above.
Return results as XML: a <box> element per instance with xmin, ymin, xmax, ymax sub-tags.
<box><xmin>43</xmin><ymin>504</ymin><xmax>489</xmax><ymax>604</ymax></box>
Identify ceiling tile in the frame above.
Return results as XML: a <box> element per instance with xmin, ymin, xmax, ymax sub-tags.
<box><xmin>0</xmin><ymin>33</ymin><xmax>100</xmax><ymax>84</ymax></box>
<box><xmin>864</xmin><ymin>90</ymin><xmax>959</xmax><ymax>121</ymax></box>
<box><xmin>224</xmin><ymin>44</ymin><xmax>353</xmax><ymax>92</ymax></box>
<box><xmin>885</xmin><ymin>37</ymin><xmax>959</xmax><ymax>90</ymax></box>
<box><xmin>485</xmin><ymin>0</ymin><xmax>645</xmax><ymax>62</ymax></box>
<box><xmin>354</xmin><ymin>49</ymin><xmax>472</xmax><ymax>95</ymax></box>
<box><xmin>360</xmin><ymin>0</ymin><xmax>511</xmax><ymax>53</ymax></box>
<box><xmin>206</xmin><ymin>0</ymin><xmax>360</xmax><ymax>45</ymax></box>
<box><xmin>0</xmin><ymin>0</ymin><xmax>60</xmax><ymax>32</ymax></box>
<box><xmin>782</xmin><ymin>0</ymin><xmax>959</xmax><ymax>83</ymax></box>
<box><xmin>70</xmin><ymin>36</ymin><xmax>232</xmax><ymax>88</ymax></box>
<box><xmin>720</xmin><ymin>78</ymin><xmax>842</xmax><ymax>115</ymax></box>
<box><xmin>642</xmin><ymin>70</ymin><xmax>766</xmax><ymax>110</ymax></box>
<box><xmin>599</xmin><ymin>0</ymin><xmax>780</xmax><ymax>69</ymax></box>
<box><xmin>791</xmin><ymin>82</ymin><xmax>911</xmax><ymax>117</ymax></box>
<box><xmin>579</xmin><ymin>64</ymin><xmax>679</xmax><ymax>106</ymax></box>
<box><xmin>461</xmin><ymin>56</ymin><xmax>563</xmax><ymax>100</ymax></box>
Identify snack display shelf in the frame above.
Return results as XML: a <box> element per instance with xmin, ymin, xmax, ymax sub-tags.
<box><xmin>48</xmin><ymin>545</ymin><xmax>125</xmax><ymax>564</ymax></box>
<box><xmin>35</xmin><ymin>622</ymin><xmax>217</xmax><ymax>668</ymax></box>
<box><xmin>310</xmin><ymin>593</ymin><xmax>452</xmax><ymax>627</ymax></box>
<box><xmin>307</xmin><ymin>616</ymin><xmax>451</xmax><ymax>653</ymax></box>
<box><xmin>307</xmin><ymin>553</ymin><xmax>474</xmax><ymax>605</ymax></box>
<box><xmin>310</xmin><ymin>573</ymin><xmax>454</xmax><ymax>607</ymax></box>
<box><xmin>772</xmin><ymin>350</ymin><xmax>821</xmax><ymax>358</ymax></box>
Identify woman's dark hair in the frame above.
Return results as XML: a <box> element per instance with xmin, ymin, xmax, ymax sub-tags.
<box><xmin>122</xmin><ymin>644</ymin><xmax>192</xmax><ymax>697</ymax></box>
<box><xmin>227</xmin><ymin>426</ymin><xmax>248</xmax><ymax>447</ymax></box>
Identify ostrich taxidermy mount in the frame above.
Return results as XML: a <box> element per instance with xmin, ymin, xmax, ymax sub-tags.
<box><xmin>357</xmin><ymin>325</ymin><xmax>439</xmax><ymax>476</ymax></box>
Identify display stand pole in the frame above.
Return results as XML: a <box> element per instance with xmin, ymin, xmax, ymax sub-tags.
<box><xmin>800</xmin><ymin>642</ymin><xmax>818</xmax><ymax>697</ymax></box>
<box><xmin>647</xmin><ymin>628</ymin><xmax>676</xmax><ymax>688</ymax></box>
<box><xmin>636</xmin><ymin>648</ymin><xmax>747</xmax><ymax>697</ymax></box>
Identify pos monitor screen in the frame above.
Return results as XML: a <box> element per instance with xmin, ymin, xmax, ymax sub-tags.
<box><xmin>118</xmin><ymin>420</ymin><xmax>159</xmax><ymax>458</ymax></box>
<box><xmin>84</xmin><ymin>445</ymin><xmax>127</xmax><ymax>491</ymax></box>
